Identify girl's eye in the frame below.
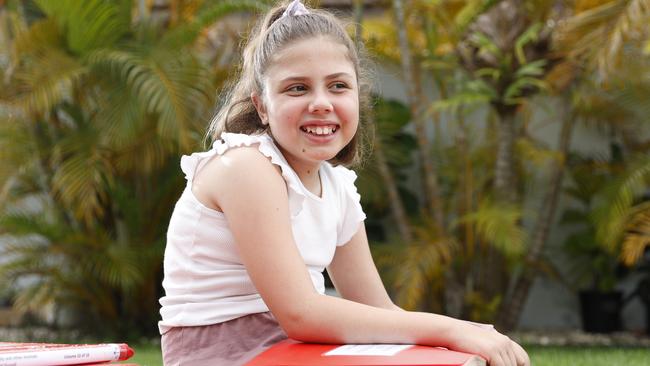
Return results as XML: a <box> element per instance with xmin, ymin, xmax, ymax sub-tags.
<box><xmin>286</xmin><ymin>85</ymin><xmax>307</xmax><ymax>93</ymax></box>
<box><xmin>330</xmin><ymin>82</ymin><xmax>349</xmax><ymax>91</ymax></box>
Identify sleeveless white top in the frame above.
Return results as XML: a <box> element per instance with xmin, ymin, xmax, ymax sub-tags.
<box><xmin>158</xmin><ymin>133</ymin><xmax>366</xmax><ymax>334</ymax></box>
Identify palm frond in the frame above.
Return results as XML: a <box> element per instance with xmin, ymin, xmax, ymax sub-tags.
<box><xmin>392</xmin><ymin>234</ymin><xmax>454</xmax><ymax>310</ymax></box>
<box><xmin>515</xmin><ymin>59</ymin><xmax>547</xmax><ymax>78</ymax></box>
<box><xmin>572</xmin><ymin>82</ymin><xmax>636</xmax><ymax>127</ymax></box>
<box><xmin>503</xmin><ymin>76</ymin><xmax>548</xmax><ymax>105</ymax></box>
<box><xmin>79</xmin><ymin>235</ymin><xmax>144</xmax><ymax>289</ymax></box>
<box><xmin>621</xmin><ymin>206</ymin><xmax>650</xmax><ymax>265</ymax></box>
<box><xmin>514</xmin><ymin>23</ymin><xmax>543</xmax><ymax>64</ymax></box>
<box><xmin>361</xmin><ymin>15</ymin><xmax>401</xmax><ymax>63</ymax></box>
<box><xmin>610</xmin><ymin>76</ymin><xmax>650</xmax><ymax>122</ymax></box>
<box><xmin>0</xmin><ymin>197</ymin><xmax>147</xmax><ymax>320</ymax></box>
<box><xmin>456</xmin><ymin>199</ymin><xmax>527</xmax><ymax>259</ymax></box>
<box><xmin>8</xmin><ymin>19</ymin><xmax>88</xmax><ymax>116</ymax></box>
<box><xmin>465</xmin><ymin>290</ymin><xmax>501</xmax><ymax>322</ymax></box>
<box><xmin>162</xmin><ymin>0</ymin><xmax>269</xmax><ymax>47</ymax></box>
<box><xmin>34</xmin><ymin>0</ymin><xmax>128</xmax><ymax>54</ymax></box>
<box><xmin>558</xmin><ymin>0</ymin><xmax>650</xmax><ymax>79</ymax></box>
<box><xmin>12</xmin><ymin>281</ymin><xmax>56</xmax><ymax>314</ymax></box>
<box><xmin>93</xmin><ymin>84</ymin><xmax>147</xmax><ymax>150</ymax></box>
<box><xmin>371</xmin><ymin>220</ymin><xmax>454</xmax><ymax>311</ymax></box>
<box><xmin>0</xmin><ymin>118</ymin><xmax>33</xmax><ymax>198</ymax></box>
<box><xmin>515</xmin><ymin>137</ymin><xmax>563</xmax><ymax>168</ymax></box>
<box><xmin>454</xmin><ymin>0</ymin><xmax>501</xmax><ymax>35</ymax></box>
<box><xmin>49</xmin><ymin>120</ymin><xmax>113</xmax><ymax>224</ymax></box>
<box><xmin>88</xmin><ymin>48</ymin><xmax>211</xmax><ymax>150</ymax></box>
<box><xmin>594</xmin><ymin>156</ymin><xmax>650</xmax><ymax>250</ymax></box>
<box><xmin>430</xmin><ymin>79</ymin><xmax>496</xmax><ymax>114</ymax></box>
<box><xmin>469</xmin><ymin>31</ymin><xmax>503</xmax><ymax>61</ymax></box>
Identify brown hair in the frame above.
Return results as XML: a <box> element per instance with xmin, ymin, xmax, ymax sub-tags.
<box><xmin>207</xmin><ymin>1</ymin><xmax>373</xmax><ymax>166</ymax></box>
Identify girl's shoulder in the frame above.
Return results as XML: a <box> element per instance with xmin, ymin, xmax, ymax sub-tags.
<box><xmin>180</xmin><ymin>133</ymin><xmax>278</xmax><ymax>182</ymax></box>
<box><xmin>186</xmin><ymin>133</ymin><xmax>285</xmax><ymax>212</ymax></box>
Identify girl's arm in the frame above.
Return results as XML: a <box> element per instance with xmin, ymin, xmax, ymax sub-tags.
<box><xmin>327</xmin><ymin>226</ymin><xmax>499</xmax><ymax>329</ymax></box>
<box><xmin>198</xmin><ymin>147</ymin><xmax>528</xmax><ymax>366</ymax></box>
<box><xmin>327</xmin><ymin>224</ymin><xmax>402</xmax><ymax>311</ymax></box>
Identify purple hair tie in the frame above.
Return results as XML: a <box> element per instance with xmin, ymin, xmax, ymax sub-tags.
<box><xmin>281</xmin><ymin>0</ymin><xmax>310</xmax><ymax>18</ymax></box>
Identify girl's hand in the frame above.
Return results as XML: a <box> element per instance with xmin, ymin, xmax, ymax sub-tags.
<box><xmin>448</xmin><ymin>322</ymin><xmax>530</xmax><ymax>366</ymax></box>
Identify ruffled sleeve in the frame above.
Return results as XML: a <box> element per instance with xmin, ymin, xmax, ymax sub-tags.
<box><xmin>332</xmin><ymin>165</ymin><xmax>366</xmax><ymax>246</ymax></box>
<box><xmin>179</xmin><ymin>133</ymin><xmax>307</xmax><ymax>217</ymax></box>
<box><xmin>180</xmin><ymin>150</ymin><xmax>218</xmax><ymax>183</ymax></box>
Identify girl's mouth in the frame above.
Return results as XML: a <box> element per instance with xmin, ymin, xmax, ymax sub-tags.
<box><xmin>300</xmin><ymin>125</ymin><xmax>338</xmax><ymax>136</ymax></box>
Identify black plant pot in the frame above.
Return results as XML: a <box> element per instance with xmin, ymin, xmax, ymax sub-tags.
<box><xmin>637</xmin><ymin>278</ymin><xmax>650</xmax><ymax>334</ymax></box>
<box><xmin>579</xmin><ymin>290</ymin><xmax>623</xmax><ymax>333</ymax></box>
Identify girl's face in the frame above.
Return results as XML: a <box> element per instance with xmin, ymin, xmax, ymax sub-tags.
<box><xmin>252</xmin><ymin>36</ymin><xmax>359</xmax><ymax>172</ymax></box>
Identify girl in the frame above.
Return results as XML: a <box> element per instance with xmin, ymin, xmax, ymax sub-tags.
<box><xmin>159</xmin><ymin>1</ymin><xmax>530</xmax><ymax>365</ymax></box>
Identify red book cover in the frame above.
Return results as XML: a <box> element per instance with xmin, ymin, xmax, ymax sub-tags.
<box><xmin>246</xmin><ymin>340</ymin><xmax>486</xmax><ymax>366</ymax></box>
<box><xmin>0</xmin><ymin>342</ymin><xmax>135</xmax><ymax>366</ymax></box>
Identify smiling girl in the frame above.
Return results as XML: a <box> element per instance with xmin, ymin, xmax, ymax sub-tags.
<box><xmin>158</xmin><ymin>1</ymin><xmax>529</xmax><ymax>366</ymax></box>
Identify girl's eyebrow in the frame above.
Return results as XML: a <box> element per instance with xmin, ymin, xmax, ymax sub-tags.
<box><xmin>279</xmin><ymin>72</ymin><xmax>354</xmax><ymax>83</ymax></box>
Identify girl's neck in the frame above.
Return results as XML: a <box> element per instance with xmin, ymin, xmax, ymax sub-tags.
<box><xmin>271</xmin><ymin>136</ymin><xmax>323</xmax><ymax>197</ymax></box>
<box><xmin>285</xmin><ymin>156</ymin><xmax>323</xmax><ymax>197</ymax></box>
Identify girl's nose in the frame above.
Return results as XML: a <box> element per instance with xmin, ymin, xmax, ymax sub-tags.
<box><xmin>308</xmin><ymin>91</ymin><xmax>333</xmax><ymax>113</ymax></box>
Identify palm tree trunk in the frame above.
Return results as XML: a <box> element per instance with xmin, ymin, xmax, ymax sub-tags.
<box><xmin>354</xmin><ymin>0</ymin><xmax>412</xmax><ymax>242</ymax></box>
<box><xmin>375</xmin><ymin>137</ymin><xmax>414</xmax><ymax>242</ymax></box>
<box><xmin>494</xmin><ymin>109</ymin><xmax>517</xmax><ymax>203</ymax></box>
<box><xmin>392</xmin><ymin>0</ymin><xmax>445</xmax><ymax>234</ymax></box>
<box><xmin>497</xmin><ymin>102</ymin><xmax>575</xmax><ymax>330</ymax></box>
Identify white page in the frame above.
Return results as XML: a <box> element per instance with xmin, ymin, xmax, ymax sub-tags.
<box><xmin>323</xmin><ymin>344</ymin><xmax>413</xmax><ymax>356</ymax></box>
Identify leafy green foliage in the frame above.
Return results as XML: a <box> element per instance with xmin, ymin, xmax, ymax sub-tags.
<box><xmin>456</xmin><ymin>199</ymin><xmax>526</xmax><ymax>260</ymax></box>
<box><xmin>35</xmin><ymin>0</ymin><xmax>130</xmax><ymax>54</ymax></box>
<box><xmin>559</xmin><ymin>155</ymin><xmax>623</xmax><ymax>291</ymax></box>
<box><xmin>0</xmin><ymin>0</ymin><xmax>253</xmax><ymax>337</ymax></box>
<box><xmin>593</xmin><ymin>156</ymin><xmax>650</xmax><ymax>264</ymax></box>
<box><xmin>372</xmin><ymin>219</ymin><xmax>454</xmax><ymax>312</ymax></box>
<box><xmin>356</xmin><ymin>97</ymin><xmax>416</xmax><ymax>212</ymax></box>
<box><xmin>453</xmin><ymin>0</ymin><xmax>501</xmax><ymax>34</ymax></box>
<box><xmin>557</xmin><ymin>0</ymin><xmax>650</xmax><ymax>80</ymax></box>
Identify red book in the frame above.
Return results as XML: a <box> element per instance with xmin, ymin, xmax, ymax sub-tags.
<box><xmin>246</xmin><ymin>340</ymin><xmax>485</xmax><ymax>366</ymax></box>
<box><xmin>0</xmin><ymin>342</ymin><xmax>135</xmax><ymax>366</ymax></box>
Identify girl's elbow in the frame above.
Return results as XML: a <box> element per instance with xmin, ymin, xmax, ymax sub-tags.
<box><xmin>275</xmin><ymin>303</ymin><xmax>329</xmax><ymax>341</ymax></box>
<box><xmin>277</xmin><ymin>307</ymin><xmax>313</xmax><ymax>340</ymax></box>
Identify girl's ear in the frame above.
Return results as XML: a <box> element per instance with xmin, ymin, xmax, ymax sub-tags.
<box><xmin>251</xmin><ymin>92</ymin><xmax>268</xmax><ymax>125</ymax></box>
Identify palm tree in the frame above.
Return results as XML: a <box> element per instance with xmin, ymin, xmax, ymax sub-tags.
<box><xmin>357</xmin><ymin>0</ymin><xmax>537</xmax><ymax>317</ymax></box>
<box><xmin>498</xmin><ymin>0</ymin><xmax>650</xmax><ymax>330</ymax></box>
<box><xmin>0</xmin><ymin>0</ymin><xmax>264</xmax><ymax>336</ymax></box>
<box><xmin>392</xmin><ymin>0</ymin><xmax>445</xmax><ymax>234</ymax></box>
<box><xmin>353</xmin><ymin>0</ymin><xmax>413</xmax><ymax>242</ymax></box>
<box><xmin>456</xmin><ymin>0</ymin><xmax>556</xmax><ymax>203</ymax></box>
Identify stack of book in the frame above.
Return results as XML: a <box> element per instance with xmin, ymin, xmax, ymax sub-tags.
<box><xmin>0</xmin><ymin>342</ymin><xmax>136</xmax><ymax>366</ymax></box>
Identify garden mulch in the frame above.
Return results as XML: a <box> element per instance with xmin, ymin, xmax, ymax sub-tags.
<box><xmin>510</xmin><ymin>330</ymin><xmax>650</xmax><ymax>347</ymax></box>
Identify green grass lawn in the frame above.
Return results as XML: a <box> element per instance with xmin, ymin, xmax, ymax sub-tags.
<box><xmin>120</xmin><ymin>344</ymin><xmax>650</xmax><ymax>366</ymax></box>
<box><xmin>526</xmin><ymin>345</ymin><xmax>650</xmax><ymax>366</ymax></box>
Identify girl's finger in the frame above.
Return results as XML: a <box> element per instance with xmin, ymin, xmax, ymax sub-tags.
<box><xmin>489</xmin><ymin>352</ymin><xmax>506</xmax><ymax>366</ymax></box>
<box><xmin>494</xmin><ymin>334</ymin><xmax>515</xmax><ymax>366</ymax></box>
<box><xmin>505</xmin><ymin>346</ymin><xmax>517</xmax><ymax>366</ymax></box>
<box><xmin>511</xmin><ymin>340</ymin><xmax>530</xmax><ymax>366</ymax></box>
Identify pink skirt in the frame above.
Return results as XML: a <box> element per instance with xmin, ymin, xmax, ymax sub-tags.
<box><xmin>161</xmin><ymin>312</ymin><xmax>288</xmax><ymax>366</ymax></box>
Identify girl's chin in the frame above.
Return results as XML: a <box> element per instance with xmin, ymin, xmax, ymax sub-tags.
<box><xmin>302</xmin><ymin>147</ymin><xmax>341</xmax><ymax>161</ymax></box>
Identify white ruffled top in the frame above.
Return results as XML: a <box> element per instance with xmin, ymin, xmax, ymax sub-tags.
<box><xmin>159</xmin><ymin>133</ymin><xmax>366</xmax><ymax>333</ymax></box>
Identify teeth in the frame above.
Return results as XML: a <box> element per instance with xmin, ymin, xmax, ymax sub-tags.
<box><xmin>303</xmin><ymin>126</ymin><xmax>337</xmax><ymax>135</ymax></box>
